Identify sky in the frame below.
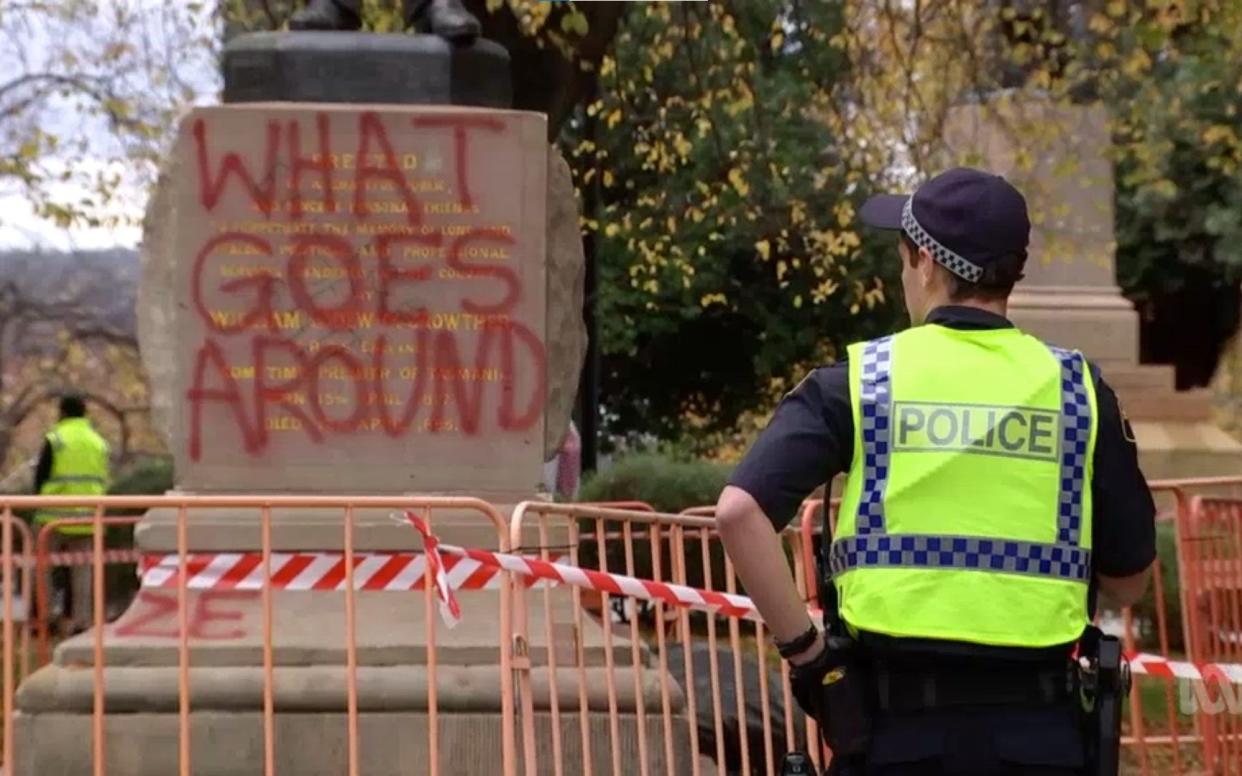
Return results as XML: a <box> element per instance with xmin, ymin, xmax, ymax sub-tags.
<box><xmin>0</xmin><ymin>1</ymin><xmax>219</xmax><ymax>252</ymax></box>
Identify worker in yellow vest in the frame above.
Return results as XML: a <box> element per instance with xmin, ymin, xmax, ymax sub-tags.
<box><xmin>34</xmin><ymin>394</ymin><xmax>109</xmax><ymax>635</ymax></box>
<box><xmin>718</xmin><ymin>169</ymin><xmax>1156</xmax><ymax>775</ymax></box>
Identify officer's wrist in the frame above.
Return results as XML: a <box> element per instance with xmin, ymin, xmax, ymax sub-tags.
<box><xmin>786</xmin><ymin>630</ymin><xmax>826</xmax><ymax>667</ymax></box>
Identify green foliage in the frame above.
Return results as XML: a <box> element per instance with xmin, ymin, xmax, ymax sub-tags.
<box><xmin>108</xmin><ymin>455</ymin><xmax>173</xmax><ymax>498</ymax></box>
<box><xmin>0</xmin><ymin>2</ymin><xmax>216</xmax><ymax>228</ymax></box>
<box><xmin>1109</xmin><ymin>4</ymin><xmax>1242</xmax><ymax>301</ymax></box>
<box><xmin>579</xmin><ymin>452</ymin><xmax>729</xmax><ymax>514</ymax></box>
<box><xmin>571</xmin><ymin>1</ymin><xmax>902</xmax><ymax>443</ymax></box>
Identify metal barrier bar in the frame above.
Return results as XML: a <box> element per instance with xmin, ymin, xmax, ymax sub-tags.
<box><xmin>4</xmin><ymin>494</ymin><xmax>516</xmax><ymax>776</ymax></box>
<box><xmin>510</xmin><ymin>503</ymin><xmax>814</xmax><ymax>776</ymax></box>
<box><xmin>8</xmin><ymin>482</ymin><xmax>1242</xmax><ymax>774</ymax></box>
<box><xmin>261</xmin><ymin>505</ymin><xmax>276</xmax><ymax>776</ymax></box>
<box><xmin>172</xmin><ymin>505</ymin><xmax>187</xmax><ymax>776</ymax></box>
<box><xmin>33</xmin><ymin>515</ymin><xmax>142</xmax><ymax>667</ymax></box>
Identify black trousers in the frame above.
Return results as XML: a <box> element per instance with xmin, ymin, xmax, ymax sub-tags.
<box><xmin>864</xmin><ymin>759</ymin><xmax>1078</xmax><ymax>769</ymax></box>
<box><xmin>839</xmin><ymin>702</ymin><xmax>1087</xmax><ymax>776</ymax></box>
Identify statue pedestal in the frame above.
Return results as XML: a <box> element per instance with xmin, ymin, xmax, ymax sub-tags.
<box><xmin>12</xmin><ymin>34</ymin><xmax>671</xmax><ymax>774</ymax></box>
<box><xmin>16</xmin><ymin>582</ymin><xmax>687</xmax><ymax>775</ymax></box>
<box><xmin>945</xmin><ymin>95</ymin><xmax>1242</xmax><ymax>479</ymax></box>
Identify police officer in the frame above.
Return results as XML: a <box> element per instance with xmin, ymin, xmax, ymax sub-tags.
<box><xmin>716</xmin><ymin>168</ymin><xmax>1157</xmax><ymax>775</ymax></box>
<box><xmin>34</xmin><ymin>394</ymin><xmax>110</xmax><ymax>634</ymax></box>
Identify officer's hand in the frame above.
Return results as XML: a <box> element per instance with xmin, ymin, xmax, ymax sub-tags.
<box><xmin>787</xmin><ymin>636</ymin><xmax>832</xmax><ymax>720</ymax></box>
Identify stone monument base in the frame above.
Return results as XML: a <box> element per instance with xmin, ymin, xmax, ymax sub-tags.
<box><xmin>15</xmin><ymin>586</ymin><xmax>692</xmax><ymax>775</ymax></box>
<box><xmin>1009</xmin><ymin>285</ymin><xmax>1139</xmax><ymax>368</ymax></box>
<box><xmin>1100</xmin><ymin>363</ymin><xmax>1242</xmax><ymax>480</ymax></box>
<box><xmin>15</xmin><ymin>710</ymin><xmax>685</xmax><ymax>776</ymax></box>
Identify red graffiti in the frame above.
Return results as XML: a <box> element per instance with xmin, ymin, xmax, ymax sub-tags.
<box><xmin>375</xmin><ymin>234</ymin><xmax>437</xmax><ymax>325</ymax></box>
<box><xmin>193</xmin><ymin>233</ymin><xmax>279</xmax><ymax>334</ymax></box>
<box><xmin>114</xmin><ymin>590</ymin><xmax>257</xmax><ymax>640</ymax></box>
<box><xmin>447</xmin><ymin>228</ymin><xmax>520</xmax><ymax>315</ymax></box>
<box><xmin>186</xmin><ymin>110</ymin><xmax>546</xmax><ymax>462</ymax></box>
<box><xmin>286</xmin><ymin>234</ymin><xmax>365</xmax><ymax>329</ymax></box>
<box><xmin>410</xmin><ymin>116</ymin><xmax>505</xmax><ymax>210</ymax></box>
<box><xmin>194</xmin><ymin>118</ymin><xmax>280</xmax><ymax>217</ymax></box>
<box><xmin>287</xmin><ymin>113</ymin><xmax>335</xmax><ymax>220</ymax></box>
<box><xmin>355</xmin><ymin>111</ymin><xmax>421</xmax><ymax>224</ymax></box>
<box><xmin>187</xmin><ymin>339</ymin><xmax>258</xmax><ymax>461</ymax></box>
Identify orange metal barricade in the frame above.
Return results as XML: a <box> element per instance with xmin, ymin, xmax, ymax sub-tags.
<box><xmin>32</xmin><ymin>515</ymin><xmax>143</xmax><ymax>667</ymax></box>
<box><xmin>0</xmin><ymin>510</ymin><xmax>35</xmax><ymax>769</ymax></box>
<box><xmin>508</xmin><ymin>501</ymin><xmax>821</xmax><ymax>776</ymax></box>
<box><xmin>3</xmin><ymin>479</ymin><xmax>1242</xmax><ymax>774</ymax></box>
<box><xmin>0</xmin><ymin>494</ymin><xmax>516</xmax><ymax>776</ymax></box>
<box><xmin>1177</xmin><ymin>494</ymin><xmax>1242</xmax><ymax>775</ymax></box>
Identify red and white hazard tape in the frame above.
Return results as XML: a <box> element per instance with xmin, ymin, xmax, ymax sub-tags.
<box><xmin>1126</xmin><ymin>651</ymin><xmax>1242</xmax><ymax>686</ymax></box>
<box><xmin>123</xmin><ymin>514</ymin><xmax>1242</xmax><ymax>687</ymax></box>
<box><xmin>399</xmin><ymin>511</ymin><xmax>759</xmax><ymax>622</ymax></box>
<box><xmin>397</xmin><ymin>513</ymin><xmax>1242</xmax><ymax>687</ymax></box>
<box><xmin>139</xmin><ymin>551</ymin><xmax>562</xmax><ymax>592</ymax></box>
<box><xmin>45</xmin><ymin>548</ymin><xmax>143</xmax><ymax>567</ymax></box>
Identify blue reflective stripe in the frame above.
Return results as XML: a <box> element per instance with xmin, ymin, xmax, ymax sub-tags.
<box><xmin>1051</xmin><ymin>347</ymin><xmax>1091</xmax><ymax>546</ymax></box>
<box><xmin>857</xmin><ymin>336</ymin><xmax>894</xmax><ymax>535</ymax></box>
<box><xmin>830</xmin><ymin>534</ymin><xmax>1091</xmax><ymax>583</ymax></box>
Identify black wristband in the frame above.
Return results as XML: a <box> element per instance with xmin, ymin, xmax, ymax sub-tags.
<box><xmin>776</xmin><ymin>624</ymin><xmax>820</xmax><ymax>660</ymax></box>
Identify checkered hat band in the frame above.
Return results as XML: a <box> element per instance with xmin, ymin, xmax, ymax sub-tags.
<box><xmin>901</xmin><ymin>199</ymin><xmax>985</xmax><ymax>283</ymax></box>
<box><xmin>830</xmin><ymin>534</ymin><xmax>1091</xmax><ymax>583</ymax></box>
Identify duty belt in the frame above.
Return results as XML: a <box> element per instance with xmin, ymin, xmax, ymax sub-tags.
<box><xmin>875</xmin><ymin>662</ymin><xmax>1076</xmax><ymax>712</ymax></box>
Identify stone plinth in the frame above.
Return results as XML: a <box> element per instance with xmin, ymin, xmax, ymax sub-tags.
<box><xmin>944</xmin><ymin>94</ymin><xmax>1242</xmax><ymax>479</ymax></box>
<box><xmin>944</xmin><ymin>97</ymin><xmax>1138</xmax><ymax>366</ymax></box>
<box><xmin>14</xmin><ymin>83</ymin><xmax>631</xmax><ymax>774</ymax></box>
<box><xmin>162</xmin><ymin>103</ymin><xmax>549</xmax><ymax>498</ymax></box>
<box><xmin>223</xmin><ymin>32</ymin><xmax>512</xmax><ymax>109</ymax></box>
<box><xmin>15</xmin><ymin>711</ymin><xmax>687</xmax><ymax>776</ymax></box>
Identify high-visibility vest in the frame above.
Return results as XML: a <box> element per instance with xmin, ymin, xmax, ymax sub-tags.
<box><xmin>832</xmin><ymin>323</ymin><xmax>1097</xmax><ymax>649</ymax></box>
<box><xmin>35</xmin><ymin>417</ymin><xmax>110</xmax><ymax>535</ymax></box>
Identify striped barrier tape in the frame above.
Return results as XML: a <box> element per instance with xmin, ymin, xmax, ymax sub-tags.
<box><xmin>400</xmin><ymin>511</ymin><xmax>759</xmax><ymax>623</ymax></box>
<box><xmin>45</xmin><ymin>548</ymin><xmax>143</xmax><ymax>567</ymax></box>
<box><xmin>399</xmin><ymin>512</ymin><xmax>1242</xmax><ymax>687</ymax></box>
<box><xmin>114</xmin><ymin>513</ymin><xmax>1242</xmax><ymax>688</ymax></box>
<box><xmin>1126</xmin><ymin>652</ymin><xmax>1242</xmax><ymax>686</ymax></box>
<box><xmin>138</xmin><ymin>550</ymin><xmax>562</xmax><ymax>592</ymax></box>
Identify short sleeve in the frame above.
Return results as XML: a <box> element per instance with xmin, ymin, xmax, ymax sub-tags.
<box><xmin>727</xmin><ymin>364</ymin><xmax>854</xmax><ymax>530</ymax></box>
<box><xmin>1089</xmin><ymin>368</ymin><xmax>1157</xmax><ymax>577</ymax></box>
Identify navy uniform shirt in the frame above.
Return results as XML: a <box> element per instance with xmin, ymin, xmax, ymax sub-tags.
<box><xmin>730</xmin><ymin>305</ymin><xmax>1157</xmax><ymax>659</ymax></box>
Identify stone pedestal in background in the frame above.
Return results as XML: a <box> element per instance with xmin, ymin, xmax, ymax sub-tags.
<box><xmin>10</xmin><ymin>34</ymin><xmax>688</xmax><ymax>776</ymax></box>
<box><xmin>945</xmin><ymin>95</ymin><xmax>1242</xmax><ymax>479</ymax></box>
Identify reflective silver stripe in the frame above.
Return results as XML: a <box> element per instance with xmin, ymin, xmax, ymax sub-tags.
<box><xmin>45</xmin><ymin>475</ymin><xmax>106</xmax><ymax>485</ymax></box>
<box><xmin>830</xmin><ymin>534</ymin><xmax>1090</xmax><ymax>583</ymax></box>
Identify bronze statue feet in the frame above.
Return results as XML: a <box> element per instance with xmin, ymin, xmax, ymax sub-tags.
<box><xmin>411</xmin><ymin>0</ymin><xmax>481</xmax><ymax>44</ymax></box>
<box><xmin>290</xmin><ymin>0</ymin><xmax>362</xmax><ymax>31</ymax></box>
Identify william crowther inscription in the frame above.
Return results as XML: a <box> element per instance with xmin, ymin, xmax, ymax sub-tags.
<box><xmin>172</xmin><ymin>105</ymin><xmax>549</xmax><ymax>494</ymax></box>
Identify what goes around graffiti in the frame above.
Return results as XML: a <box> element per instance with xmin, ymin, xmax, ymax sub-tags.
<box><xmin>185</xmin><ymin>230</ymin><xmax>546</xmax><ymax>460</ymax></box>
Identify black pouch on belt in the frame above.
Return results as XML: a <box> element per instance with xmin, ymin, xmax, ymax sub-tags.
<box><xmin>816</xmin><ymin>635</ymin><xmax>873</xmax><ymax>757</ymax></box>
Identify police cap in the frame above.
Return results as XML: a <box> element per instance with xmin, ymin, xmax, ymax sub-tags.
<box><xmin>859</xmin><ymin>167</ymin><xmax>1031</xmax><ymax>283</ymax></box>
